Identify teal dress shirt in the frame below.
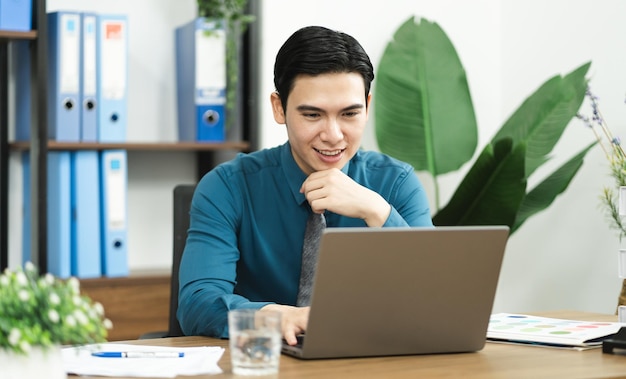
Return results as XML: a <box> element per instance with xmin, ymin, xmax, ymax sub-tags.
<box><xmin>178</xmin><ymin>142</ymin><xmax>433</xmax><ymax>337</ymax></box>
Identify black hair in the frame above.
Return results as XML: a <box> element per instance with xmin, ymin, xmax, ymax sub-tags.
<box><xmin>273</xmin><ymin>26</ymin><xmax>375</xmax><ymax>110</ymax></box>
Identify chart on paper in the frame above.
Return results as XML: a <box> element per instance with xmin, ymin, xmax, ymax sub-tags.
<box><xmin>486</xmin><ymin>313</ymin><xmax>624</xmax><ymax>349</ymax></box>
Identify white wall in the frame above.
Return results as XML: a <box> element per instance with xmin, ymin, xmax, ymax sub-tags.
<box><xmin>8</xmin><ymin>0</ymin><xmax>626</xmax><ymax>315</ymax></box>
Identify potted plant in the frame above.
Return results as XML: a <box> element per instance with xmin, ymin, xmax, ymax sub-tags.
<box><xmin>0</xmin><ymin>262</ymin><xmax>111</xmax><ymax>378</ymax></box>
<box><xmin>375</xmin><ymin>16</ymin><xmax>595</xmax><ymax>233</ymax></box>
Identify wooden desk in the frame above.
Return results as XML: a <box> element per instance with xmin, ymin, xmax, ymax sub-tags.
<box><xmin>82</xmin><ymin>311</ymin><xmax>626</xmax><ymax>378</ymax></box>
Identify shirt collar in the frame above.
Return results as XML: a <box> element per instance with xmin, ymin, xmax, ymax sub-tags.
<box><xmin>280</xmin><ymin>142</ymin><xmax>353</xmax><ymax>206</ymax></box>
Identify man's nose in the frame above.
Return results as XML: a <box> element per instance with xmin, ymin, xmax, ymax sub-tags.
<box><xmin>320</xmin><ymin>119</ymin><xmax>343</xmax><ymax>142</ymax></box>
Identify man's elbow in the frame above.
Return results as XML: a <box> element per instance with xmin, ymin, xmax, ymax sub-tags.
<box><xmin>178</xmin><ymin>292</ymin><xmax>229</xmax><ymax>338</ymax></box>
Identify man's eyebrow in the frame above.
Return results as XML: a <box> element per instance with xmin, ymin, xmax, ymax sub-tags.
<box><xmin>295</xmin><ymin>104</ymin><xmax>364</xmax><ymax>112</ymax></box>
<box><xmin>296</xmin><ymin>105</ymin><xmax>323</xmax><ymax>112</ymax></box>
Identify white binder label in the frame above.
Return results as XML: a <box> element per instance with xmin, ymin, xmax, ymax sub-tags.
<box><xmin>83</xmin><ymin>15</ymin><xmax>97</xmax><ymax>96</ymax></box>
<box><xmin>101</xmin><ymin>20</ymin><xmax>127</xmax><ymax>100</ymax></box>
<box><xmin>105</xmin><ymin>153</ymin><xmax>127</xmax><ymax>230</ymax></box>
<box><xmin>195</xmin><ymin>27</ymin><xmax>226</xmax><ymax>105</ymax></box>
<box><xmin>61</xmin><ymin>14</ymin><xmax>80</xmax><ymax>94</ymax></box>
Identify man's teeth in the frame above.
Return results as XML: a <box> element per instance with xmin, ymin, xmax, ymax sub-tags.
<box><xmin>318</xmin><ymin>149</ymin><xmax>342</xmax><ymax>156</ymax></box>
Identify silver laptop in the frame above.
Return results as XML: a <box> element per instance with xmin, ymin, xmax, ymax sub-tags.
<box><xmin>281</xmin><ymin>225</ymin><xmax>510</xmax><ymax>359</ymax></box>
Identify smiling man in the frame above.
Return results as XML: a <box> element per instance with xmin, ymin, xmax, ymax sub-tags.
<box><xmin>177</xmin><ymin>26</ymin><xmax>433</xmax><ymax>344</ymax></box>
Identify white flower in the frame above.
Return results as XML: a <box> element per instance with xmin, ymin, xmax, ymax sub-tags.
<box><xmin>104</xmin><ymin>318</ymin><xmax>114</xmax><ymax>330</ymax></box>
<box><xmin>8</xmin><ymin>328</ymin><xmax>21</xmax><ymax>346</ymax></box>
<box><xmin>44</xmin><ymin>273</ymin><xmax>55</xmax><ymax>285</ymax></box>
<box><xmin>0</xmin><ymin>274</ymin><xmax>8</xmax><ymax>286</ymax></box>
<box><xmin>19</xmin><ymin>340</ymin><xmax>31</xmax><ymax>354</ymax></box>
<box><xmin>49</xmin><ymin>292</ymin><xmax>61</xmax><ymax>305</ymax></box>
<box><xmin>65</xmin><ymin>314</ymin><xmax>77</xmax><ymax>328</ymax></box>
<box><xmin>18</xmin><ymin>289</ymin><xmax>29</xmax><ymax>302</ymax></box>
<box><xmin>15</xmin><ymin>271</ymin><xmax>27</xmax><ymax>286</ymax></box>
<box><xmin>24</xmin><ymin>261</ymin><xmax>35</xmax><ymax>273</ymax></box>
<box><xmin>67</xmin><ymin>277</ymin><xmax>80</xmax><ymax>294</ymax></box>
<box><xmin>73</xmin><ymin>309</ymin><xmax>88</xmax><ymax>325</ymax></box>
<box><xmin>73</xmin><ymin>295</ymin><xmax>83</xmax><ymax>307</ymax></box>
<box><xmin>48</xmin><ymin>309</ymin><xmax>60</xmax><ymax>323</ymax></box>
<box><xmin>93</xmin><ymin>302</ymin><xmax>105</xmax><ymax>316</ymax></box>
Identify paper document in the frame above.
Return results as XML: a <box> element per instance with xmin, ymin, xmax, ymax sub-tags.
<box><xmin>62</xmin><ymin>343</ymin><xmax>225</xmax><ymax>377</ymax></box>
<box><xmin>487</xmin><ymin>313</ymin><xmax>624</xmax><ymax>350</ymax></box>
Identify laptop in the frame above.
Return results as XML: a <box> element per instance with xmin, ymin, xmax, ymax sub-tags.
<box><xmin>281</xmin><ymin>225</ymin><xmax>510</xmax><ymax>359</ymax></box>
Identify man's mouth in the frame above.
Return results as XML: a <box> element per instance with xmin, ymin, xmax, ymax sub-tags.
<box><xmin>314</xmin><ymin>148</ymin><xmax>345</xmax><ymax>157</ymax></box>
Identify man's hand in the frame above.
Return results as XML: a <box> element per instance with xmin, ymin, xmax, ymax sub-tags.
<box><xmin>260</xmin><ymin>304</ymin><xmax>310</xmax><ymax>345</ymax></box>
<box><xmin>300</xmin><ymin>168</ymin><xmax>391</xmax><ymax>226</ymax></box>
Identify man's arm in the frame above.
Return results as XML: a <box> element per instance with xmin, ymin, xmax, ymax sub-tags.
<box><xmin>177</xmin><ymin>169</ymin><xmax>271</xmax><ymax>337</ymax></box>
<box><xmin>300</xmin><ymin>167</ymin><xmax>433</xmax><ymax>227</ymax></box>
<box><xmin>383</xmin><ymin>167</ymin><xmax>433</xmax><ymax>227</ymax></box>
<box><xmin>300</xmin><ymin>168</ymin><xmax>390</xmax><ymax>226</ymax></box>
<box><xmin>178</xmin><ymin>278</ymin><xmax>270</xmax><ymax>337</ymax></box>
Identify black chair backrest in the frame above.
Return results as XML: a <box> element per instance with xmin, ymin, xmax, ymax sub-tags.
<box><xmin>168</xmin><ymin>184</ymin><xmax>196</xmax><ymax>337</ymax></box>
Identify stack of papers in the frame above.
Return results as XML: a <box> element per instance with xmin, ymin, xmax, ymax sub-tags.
<box><xmin>62</xmin><ymin>343</ymin><xmax>225</xmax><ymax>377</ymax></box>
<box><xmin>487</xmin><ymin>313</ymin><xmax>625</xmax><ymax>350</ymax></box>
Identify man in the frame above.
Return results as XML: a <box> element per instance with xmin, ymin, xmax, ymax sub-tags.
<box><xmin>177</xmin><ymin>26</ymin><xmax>433</xmax><ymax>345</ymax></box>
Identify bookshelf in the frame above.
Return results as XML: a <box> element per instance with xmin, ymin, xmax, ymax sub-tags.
<box><xmin>0</xmin><ymin>0</ymin><xmax>48</xmax><ymax>271</ymax></box>
<box><xmin>0</xmin><ymin>0</ymin><xmax>261</xmax><ymax>273</ymax></box>
<box><xmin>10</xmin><ymin>141</ymin><xmax>251</xmax><ymax>151</ymax></box>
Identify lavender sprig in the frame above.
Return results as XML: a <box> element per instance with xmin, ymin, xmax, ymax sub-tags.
<box><xmin>579</xmin><ymin>87</ymin><xmax>626</xmax><ymax>240</ymax></box>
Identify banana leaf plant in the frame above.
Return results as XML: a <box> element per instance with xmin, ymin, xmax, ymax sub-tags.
<box><xmin>374</xmin><ymin>16</ymin><xmax>595</xmax><ymax>234</ymax></box>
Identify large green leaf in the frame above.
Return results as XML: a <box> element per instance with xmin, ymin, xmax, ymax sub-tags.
<box><xmin>512</xmin><ymin>142</ymin><xmax>596</xmax><ymax>232</ymax></box>
<box><xmin>432</xmin><ymin>138</ymin><xmax>527</xmax><ymax>228</ymax></box>
<box><xmin>492</xmin><ymin>62</ymin><xmax>590</xmax><ymax>177</ymax></box>
<box><xmin>375</xmin><ymin>16</ymin><xmax>477</xmax><ymax>177</ymax></box>
<box><xmin>375</xmin><ymin>17</ymin><xmax>594</xmax><ymax>235</ymax></box>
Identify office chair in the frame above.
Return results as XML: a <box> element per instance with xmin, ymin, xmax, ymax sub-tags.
<box><xmin>140</xmin><ymin>184</ymin><xmax>195</xmax><ymax>339</ymax></box>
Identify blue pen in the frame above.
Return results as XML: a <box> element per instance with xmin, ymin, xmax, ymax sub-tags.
<box><xmin>92</xmin><ymin>351</ymin><xmax>184</xmax><ymax>358</ymax></box>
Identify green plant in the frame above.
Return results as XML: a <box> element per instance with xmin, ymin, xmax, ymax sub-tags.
<box><xmin>375</xmin><ymin>16</ymin><xmax>595</xmax><ymax>233</ymax></box>
<box><xmin>0</xmin><ymin>262</ymin><xmax>111</xmax><ymax>354</ymax></box>
<box><xmin>197</xmin><ymin>0</ymin><xmax>255</xmax><ymax>129</ymax></box>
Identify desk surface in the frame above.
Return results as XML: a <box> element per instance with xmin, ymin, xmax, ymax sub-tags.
<box><xmin>84</xmin><ymin>311</ymin><xmax>626</xmax><ymax>379</ymax></box>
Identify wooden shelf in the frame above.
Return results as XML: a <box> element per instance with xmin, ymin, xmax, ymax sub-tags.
<box><xmin>0</xmin><ymin>30</ymin><xmax>37</xmax><ymax>41</ymax></box>
<box><xmin>9</xmin><ymin>140</ymin><xmax>251</xmax><ymax>152</ymax></box>
<box><xmin>80</xmin><ymin>271</ymin><xmax>171</xmax><ymax>341</ymax></box>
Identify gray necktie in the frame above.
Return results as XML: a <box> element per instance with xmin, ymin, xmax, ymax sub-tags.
<box><xmin>296</xmin><ymin>212</ymin><xmax>326</xmax><ymax>307</ymax></box>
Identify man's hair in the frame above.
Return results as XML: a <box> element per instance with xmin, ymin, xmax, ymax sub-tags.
<box><xmin>273</xmin><ymin>26</ymin><xmax>375</xmax><ymax>110</ymax></box>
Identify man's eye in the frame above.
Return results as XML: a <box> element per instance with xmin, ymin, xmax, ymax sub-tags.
<box><xmin>343</xmin><ymin>111</ymin><xmax>359</xmax><ymax>117</ymax></box>
<box><xmin>303</xmin><ymin>113</ymin><xmax>319</xmax><ymax>118</ymax></box>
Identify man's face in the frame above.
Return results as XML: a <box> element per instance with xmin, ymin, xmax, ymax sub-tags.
<box><xmin>271</xmin><ymin>72</ymin><xmax>371</xmax><ymax>176</ymax></box>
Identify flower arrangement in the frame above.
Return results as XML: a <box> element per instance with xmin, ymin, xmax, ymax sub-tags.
<box><xmin>0</xmin><ymin>262</ymin><xmax>112</xmax><ymax>355</ymax></box>
<box><xmin>577</xmin><ymin>88</ymin><xmax>626</xmax><ymax>240</ymax></box>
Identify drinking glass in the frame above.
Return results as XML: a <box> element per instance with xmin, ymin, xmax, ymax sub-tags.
<box><xmin>228</xmin><ymin>309</ymin><xmax>282</xmax><ymax>376</ymax></box>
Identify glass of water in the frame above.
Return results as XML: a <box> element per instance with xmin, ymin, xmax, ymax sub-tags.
<box><xmin>228</xmin><ymin>309</ymin><xmax>282</xmax><ymax>376</ymax></box>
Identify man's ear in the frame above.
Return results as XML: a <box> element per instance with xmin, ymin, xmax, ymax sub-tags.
<box><xmin>270</xmin><ymin>92</ymin><xmax>286</xmax><ymax>124</ymax></box>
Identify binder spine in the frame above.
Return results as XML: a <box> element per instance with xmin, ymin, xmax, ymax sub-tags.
<box><xmin>47</xmin><ymin>152</ymin><xmax>72</xmax><ymax>278</ymax></box>
<box><xmin>96</xmin><ymin>15</ymin><xmax>128</xmax><ymax>142</ymax></box>
<box><xmin>99</xmin><ymin>150</ymin><xmax>129</xmax><ymax>277</ymax></box>
<box><xmin>47</xmin><ymin>12</ymin><xmax>81</xmax><ymax>142</ymax></box>
<box><xmin>71</xmin><ymin>151</ymin><xmax>102</xmax><ymax>278</ymax></box>
<box><xmin>176</xmin><ymin>18</ymin><xmax>226</xmax><ymax>142</ymax></box>
<box><xmin>0</xmin><ymin>0</ymin><xmax>32</xmax><ymax>31</ymax></box>
<box><xmin>80</xmin><ymin>13</ymin><xmax>99</xmax><ymax>142</ymax></box>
